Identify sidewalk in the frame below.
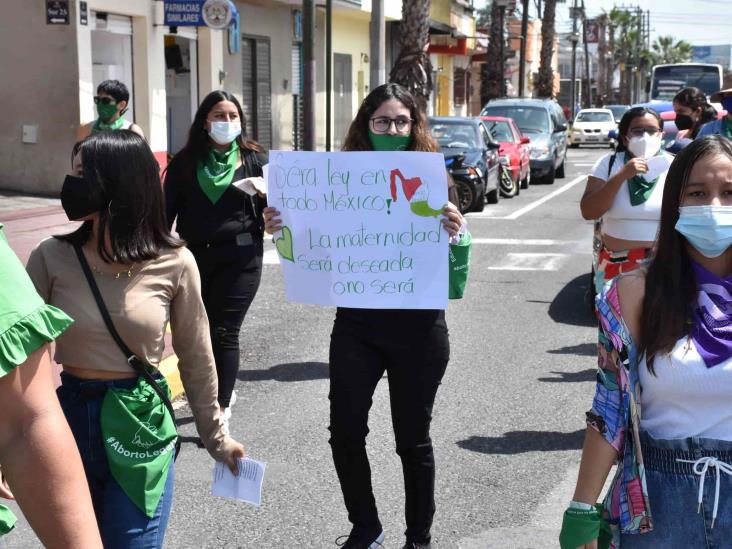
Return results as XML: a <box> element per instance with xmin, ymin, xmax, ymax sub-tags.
<box><xmin>0</xmin><ymin>192</ymin><xmax>183</xmax><ymax>398</ymax></box>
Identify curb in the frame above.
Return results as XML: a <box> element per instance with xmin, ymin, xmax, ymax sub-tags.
<box><xmin>159</xmin><ymin>354</ymin><xmax>184</xmax><ymax>401</ymax></box>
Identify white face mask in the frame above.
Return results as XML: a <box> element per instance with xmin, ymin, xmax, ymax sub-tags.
<box><xmin>626</xmin><ymin>133</ymin><xmax>662</xmax><ymax>159</ymax></box>
<box><xmin>209</xmin><ymin>121</ymin><xmax>242</xmax><ymax>145</ymax></box>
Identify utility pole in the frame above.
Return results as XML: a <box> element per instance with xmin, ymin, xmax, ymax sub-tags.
<box><xmin>597</xmin><ymin>15</ymin><xmax>607</xmax><ymax>104</ymax></box>
<box><xmin>518</xmin><ymin>0</ymin><xmax>529</xmax><ymax>97</ymax></box>
<box><xmin>582</xmin><ymin>0</ymin><xmax>591</xmax><ymax>108</ymax></box>
<box><xmin>303</xmin><ymin>0</ymin><xmax>316</xmax><ymax>151</ymax></box>
<box><xmin>634</xmin><ymin>6</ymin><xmax>642</xmax><ymax>103</ymax></box>
<box><xmin>499</xmin><ymin>3</ymin><xmax>506</xmax><ymax>96</ymax></box>
<box><xmin>369</xmin><ymin>0</ymin><xmax>385</xmax><ymax>89</ymax></box>
<box><xmin>326</xmin><ymin>0</ymin><xmax>332</xmax><ymax>151</ymax></box>
<box><xmin>569</xmin><ymin>0</ymin><xmax>580</xmax><ymax>119</ymax></box>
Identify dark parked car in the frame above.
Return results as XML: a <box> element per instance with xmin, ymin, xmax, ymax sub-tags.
<box><xmin>480</xmin><ymin>98</ymin><xmax>568</xmax><ymax>185</ymax></box>
<box><xmin>603</xmin><ymin>104</ymin><xmax>631</xmax><ymax>124</ymax></box>
<box><xmin>428</xmin><ymin>116</ymin><xmax>501</xmax><ymax>212</ymax></box>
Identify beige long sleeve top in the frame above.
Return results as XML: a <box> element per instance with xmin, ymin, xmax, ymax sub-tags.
<box><xmin>26</xmin><ymin>237</ymin><xmax>236</xmax><ymax>462</ymax></box>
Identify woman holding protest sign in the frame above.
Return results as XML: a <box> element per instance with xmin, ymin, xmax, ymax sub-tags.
<box><xmin>165</xmin><ymin>90</ymin><xmax>268</xmax><ymax>427</ymax></box>
<box><xmin>264</xmin><ymin>83</ymin><xmax>464</xmax><ymax>549</ymax></box>
<box><xmin>26</xmin><ymin>131</ymin><xmax>244</xmax><ymax>548</ymax></box>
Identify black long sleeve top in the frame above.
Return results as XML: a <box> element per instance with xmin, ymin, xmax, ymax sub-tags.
<box><xmin>164</xmin><ymin>149</ymin><xmax>269</xmax><ymax>247</ymax></box>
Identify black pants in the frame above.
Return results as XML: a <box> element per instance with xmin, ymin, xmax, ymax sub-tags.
<box><xmin>328</xmin><ymin>314</ymin><xmax>450</xmax><ymax>544</ymax></box>
<box><xmin>191</xmin><ymin>241</ymin><xmax>262</xmax><ymax>408</ymax></box>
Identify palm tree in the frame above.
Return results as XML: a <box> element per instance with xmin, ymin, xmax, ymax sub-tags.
<box><xmin>651</xmin><ymin>36</ymin><xmax>693</xmax><ymax>64</ymax></box>
<box><xmin>535</xmin><ymin>0</ymin><xmax>556</xmax><ymax>97</ymax></box>
<box><xmin>608</xmin><ymin>8</ymin><xmax>637</xmax><ymax>105</ymax></box>
<box><xmin>390</xmin><ymin>0</ymin><xmax>433</xmax><ymax>112</ymax></box>
<box><xmin>481</xmin><ymin>1</ymin><xmax>504</xmax><ymax>106</ymax></box>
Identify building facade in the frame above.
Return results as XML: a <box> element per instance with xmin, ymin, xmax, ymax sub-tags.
<box><xmin>0</xmin><ymin>0</ymin><xmax>404</xmax><ymax>195</ymax></box>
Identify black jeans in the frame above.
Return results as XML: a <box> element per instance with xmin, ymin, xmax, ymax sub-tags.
<box><xmin>328</xmin><ymin>314</ymin><xmax>450</xmax><ymax>544</ymax></box>
<box><xmin>191</xmin><ymin>240</ymin><xmax>262</xmax><ymax>408</ymax></box>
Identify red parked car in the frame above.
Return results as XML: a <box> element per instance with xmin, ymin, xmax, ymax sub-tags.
<box><xmin>480</xmin><ymin>116</ymin><xmax>531</xmax><ymax>197</ymax></box>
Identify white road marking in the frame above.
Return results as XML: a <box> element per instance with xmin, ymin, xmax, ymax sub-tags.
<box><xmin>504</xmin><ymin>175</ymin><xmax>586</xmax><ymax>220</ymax></box>
<box><xmin>488</xmin><ymin>252</ymin><xmax>567</xmax><ymax>271</ymax></box>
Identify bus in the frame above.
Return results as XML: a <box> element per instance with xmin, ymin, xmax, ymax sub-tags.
<box><xmin>649</xmin><ymin>63</ymin><xmax>723</xmax><ymax>102</ymax></box>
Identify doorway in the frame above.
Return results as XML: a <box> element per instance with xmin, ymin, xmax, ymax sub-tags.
<box><xmin>90</xmin><ymin>12</ymin><xmax>134</xmax><ymax>123</ymax></box>
<box><xmin>333</xmin><ymin>53</ymin><xmax>352</xmax><ymax>149</ymax></box>
<box><xmin>164</xmin><ymin>30</ymin><xmax>198</xmax><ymax>155</ymax></box>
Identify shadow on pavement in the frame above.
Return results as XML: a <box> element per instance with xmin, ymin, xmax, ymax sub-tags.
<box><xmin>547</xmin><ymin>272</ymin><xmax>596</xmax><ymax>327</ymax></box>
<box><xmin>546</xmin><ymin>343</ymin><xmax>597</xmax><ymax>356</ymax></box>
<box><xmin>538</xmin><ymin>369</ymin><xmax>596</xmax><ymax>383</ymax></box>
<box><xmin>457</xmin><ymin>429</ymin><xmax>585</xmax><ymax>455</ymax></box>
<box><xmin>238</xmin><ymin>361</ymin><xmax>329</xmax><ymax>382</ymax></box>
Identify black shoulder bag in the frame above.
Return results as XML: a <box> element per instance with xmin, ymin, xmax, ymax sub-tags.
<box><xmin>73</xmin><ymin>244</ymin><xmax>181</xmax><ymax>460</ymax></box>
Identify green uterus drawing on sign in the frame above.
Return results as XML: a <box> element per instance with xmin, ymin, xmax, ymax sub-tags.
<box><xmin>389</xmin><ymin>169</ymin><xmax>443</xmax><ymax>218</ymax></box>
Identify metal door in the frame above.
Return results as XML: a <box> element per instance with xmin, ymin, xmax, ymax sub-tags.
<box><xmin>333</xmin><ymin>53</ymin><xmax>352</xmax><ymax>150</ymax></box>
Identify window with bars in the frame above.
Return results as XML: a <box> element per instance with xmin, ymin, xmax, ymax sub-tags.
<box><xmin>241</xmin><ymin>35</ymin><xmax>272</xmax><ymax>150</ymax></box>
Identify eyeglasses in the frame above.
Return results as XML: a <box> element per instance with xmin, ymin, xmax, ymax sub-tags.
<box><xmin>628</xmin><ymin>127</ymin><xmax>661</xmax><ymax>138</ymax></box>
<box><xmin>93</xmin><ymin>96</ymin><xmax>116</xmax><ymax>105</ymax></box>
<box><xmin>369</xmin><ymin>116</ymin><xmax>414</xmax><ymax>134</ymax></box>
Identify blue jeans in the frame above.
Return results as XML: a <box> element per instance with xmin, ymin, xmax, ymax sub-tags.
<box><xmin>621</xmin><ymin>432</ymin><xmax>732</xmax><ymax>548</ymax></box>
<box><xmin>57</xmin><ymin>373</ymin><xmax>175</xmax><ymax>549</ymax></box>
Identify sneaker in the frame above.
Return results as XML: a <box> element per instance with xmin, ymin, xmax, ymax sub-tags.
<box><xmin>402</xmin><ymin>543</ymin><xmax>431</xmax><ymax>549</ymax></box>
<box><xmin>229</xmin><ymin>390</ymin><xmax>237</xmax><ymax>409</ymax></box>
<box><xmin>221</xmin><ymin>406</ymin><xmax>231</xmax><ymax>433</ymax></box>
<box><xmin>335</xmin><ymin>528</ymin><xmax>385</xmax><ymax>549</ymax></box>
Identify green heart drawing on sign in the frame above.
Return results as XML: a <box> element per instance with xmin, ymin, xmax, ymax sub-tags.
<box><xmin>275</xmin><ymin>226</ymin><xmax>295</xmax><ymax>262</ymax></box>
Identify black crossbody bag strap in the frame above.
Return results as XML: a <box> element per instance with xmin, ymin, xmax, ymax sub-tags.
<box><xmin>73</xmin><ymin>245</ymin><xmax>181</xmax><ymax>457</ymax></box>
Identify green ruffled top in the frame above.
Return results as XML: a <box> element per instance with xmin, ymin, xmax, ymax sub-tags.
<box><xmin>0</xmin><ymin>225</ymin><xmax>73</xmax><ymax>376</ymax></box>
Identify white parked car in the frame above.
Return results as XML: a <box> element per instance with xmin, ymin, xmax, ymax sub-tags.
<box><xmin>569</xmin><ymin>108</ymin><xmax>617</xmax><ymax>148</ymax></box>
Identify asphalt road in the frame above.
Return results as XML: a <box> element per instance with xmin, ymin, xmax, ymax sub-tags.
<box><xmin>5</xmin><ymin>146</ymin><xmax>611</xmax><ymax>549</ymax></box>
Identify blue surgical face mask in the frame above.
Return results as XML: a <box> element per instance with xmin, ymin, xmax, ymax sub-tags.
<box><xmin>209</xmin><ymin>121</ymin><xmax>241</xmax><ymax>145</ymax></box>
<box><xmin>675</xmin><ymin>205</ymin><xmax>732</xmax><ymax>258</ymax></box>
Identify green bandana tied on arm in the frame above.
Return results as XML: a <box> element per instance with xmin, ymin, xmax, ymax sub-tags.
<box><xmin>559</xmin><ymin>504</ymin><xmax>612</xmax><ymax>549</ymax></box>
<box><xmin>0</xmin><ymin>505</ymin><xmax>16</xmax><ymax>536</ymax></box>
<box><xmin>196</xmin><ymin>141</ymin><xmax>241</xmax><ymax>204</ymax></box>
<box><xmin>100</xmin><ymin>376</ymin><xmax>177</xmax><ymax>518</ymax></box>
<box><xmin>92</xmin><ymin>116</ymin><xmax>127</xmax><ymax>133</ymax></box>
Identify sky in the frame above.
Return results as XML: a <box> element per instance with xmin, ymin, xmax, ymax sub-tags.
<box><xmin>474</xmin><ymin>0</ymin><xmax>732</xmax><ymax>46</ymax></box>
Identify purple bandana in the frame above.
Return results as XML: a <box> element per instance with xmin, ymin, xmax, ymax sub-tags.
<box><xmin>691</xmin><ymin>261</ymin><xmax>732</xmax><ymax>368</ymax></box>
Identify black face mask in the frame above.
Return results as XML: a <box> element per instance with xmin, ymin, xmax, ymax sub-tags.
<box><xmin>675</xmin><ymin>113</ymin><xmax>695</xmax><ymax>131</ymax></box>
<box><xmin>61</xmin><ymin>174</ymin><xmax>104</xmax><ymax>221</ymax></box>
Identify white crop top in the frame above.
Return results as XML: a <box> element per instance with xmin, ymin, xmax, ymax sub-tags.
<box><xmin>639</xmin><ymin>337</ymin><xmax>732</xmax><ymax>441</ymax></box>
<box><xmin>590</xmin><ymin>152</ymin><xmax>673</xmax><ymax>241</ymax></box>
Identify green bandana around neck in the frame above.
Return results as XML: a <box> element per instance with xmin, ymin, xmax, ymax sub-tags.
<box><xmin>0</xmin><ymin>504</ymin><xmax>17</xmax><ymax>536</ymax></box>
<box><xmin>93</xmin><ymin>115</ymin><xmax>126</xmax><ymax>133</ymax></box>
<box><xmin>368</xmin><ymin>131</ymin><xmax>411</xmax><ymax>151</ymax></box>
<box><xmin>100</xmin><ymin>377</ymin><xmax>177</xmax><ymax>518</ymax></box>
<box><xmin>722</xmin><ymin>117</ymin><xmax>732</xmax><ymax>140</ymax></box>
<box><xmin>196</xmin><ymin>141</ymin><xmax>240</xmax><ymax>204</ymax></box>
<box><xmin>626</xmin><ymin>150</ymin><xmax>664</xmax><ymax>206</ymax></box>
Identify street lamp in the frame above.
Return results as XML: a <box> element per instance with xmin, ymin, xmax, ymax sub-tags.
<box><xmin>568</xmin><ymin>31</ymin><xmax>580</xmax><ymax>121</ymax></box>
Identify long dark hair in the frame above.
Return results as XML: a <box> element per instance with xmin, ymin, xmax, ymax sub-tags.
<box><xmin>640</xmin><ymin>136</ymin><xmax>732</xmax><ymax>372</ymax></box>
<box><xmin>673</xmin><ymin>87</ymin><xmax>717</xmax><ymax>138</ymax></box>
<box><xmin>342</xmin><ymin>83</ymin><xmax>437</xmax><ymax>152</ymax></box>
<box><xmin>615</xmin><ymin>106</ymin><xmax>663</xmax><ymax>153</ymax></box>
<box><xmin>57</xmin><ymin>131</ymin><xmax>181</xmax><ymax>263</ymax></box>
<box><xmin>174</xmin><ymin>90</ymin><xmax>263</xmax><ymax>163</ymax></box>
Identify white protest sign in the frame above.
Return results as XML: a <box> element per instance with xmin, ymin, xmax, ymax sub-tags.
<box><xmin>267</xmin><ymin>151</ymin><xmax>449</xmax><ymax>309</ymax></box>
